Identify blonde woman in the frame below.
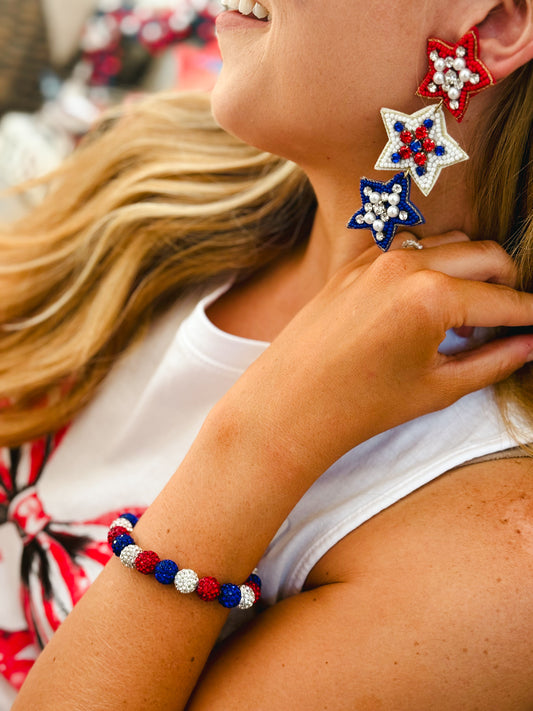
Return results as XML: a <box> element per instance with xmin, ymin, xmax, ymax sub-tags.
<box><xmin>3</xmin><ymin>0</ymin><xmax>533</xmax><ymax>708</ymax></box>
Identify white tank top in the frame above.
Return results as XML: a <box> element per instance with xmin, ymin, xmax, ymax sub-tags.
<box><xmin>1</xmin><ymin>285</ymin><xmax>531</xmax><ymax>708</ymax></box>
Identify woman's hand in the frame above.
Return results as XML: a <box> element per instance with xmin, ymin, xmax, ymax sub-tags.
<box><xmin>221</xmin><ymin>235</ymin><xmax>533</xmax><ymax>478</ymax></box>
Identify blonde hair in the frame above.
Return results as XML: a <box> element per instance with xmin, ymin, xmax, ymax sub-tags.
<box><xmin>0</xmin><ymin>61</ymin><xmax>531</xmax><ymax>447</ymax></box>
<box><xmin>0</xmin><ymin>93</ymin><xmax>315</xmax><ymax>445</ymax></box>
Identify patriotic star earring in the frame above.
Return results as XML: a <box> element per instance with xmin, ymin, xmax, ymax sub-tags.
<box><xmin>348</xmin><ymin>27</ymin><xmax>495</xmax><ymax>251</ymax></box>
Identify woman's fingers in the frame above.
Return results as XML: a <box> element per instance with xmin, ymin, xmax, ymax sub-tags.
<box><xmin>439</xmin><ymin>333</ymin><xmax>533</xmax><ymax>399</ymax></box>
<box><xmin>354</xmin><ymin>234</ymin><xmax>517</xmax><ymax>288</ymax></box>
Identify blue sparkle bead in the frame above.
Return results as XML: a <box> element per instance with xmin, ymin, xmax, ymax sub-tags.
<box><xmin>424</xmin><ymin>119</ymin><xmax>434</xmax><ymax>129</ymax></box>
<box><xmin>111</xmin><ymin>533</ymin><xmax>134</xmax><ymax>556</ymax></box>
<box><xmin>119</xmin><ymin>513</ymin><xmax>139</xmax><ymax>527</ymax></box>
<box><xmin>246</xmin><ymin>573</ymin><xmax>262</xmax><ymax>589</ymax></box>
<box><xmin>435</xmin><ymin>145</ymin><xmax>445</xmax><ymax>156</ymax></box>
<box><xmin>410</xmin><ymin>140</ymin><xmax>422</xmax><ymax>153</ymax></box>
<box><xmin>218</xmin><ymin>583</ymin><xmax>242</xmax><ymax>608</ymax></box>
<box><xmin>394</xmin><ymin>121</ymin><xmax>404</xmax><ymax>132</ymax></box>
<box><xmin>154</xmin><ymin>559</ymin><xmax>179</xmax><ymax>584</ymax></box>
<box><xmin>391</xmin><ymin>152</ymin><xmax>401</xmax><ymax>164</ymax></box>
<box><xmin>416</xmin><ymin>166</ymin><xmax>426</xmax><ymax>176</ymax></box>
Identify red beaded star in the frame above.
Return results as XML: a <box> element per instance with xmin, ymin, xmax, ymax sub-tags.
<box><xmin>416</xmin><ymin>28</ymin><xmax>495</xmax><ymax>122</ymax></box>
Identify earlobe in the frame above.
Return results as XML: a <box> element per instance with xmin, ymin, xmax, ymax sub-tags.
<box><xmin>477</xmin><ymin>0</ymin><xmax>533</xmax><ymax>81</ymax></box>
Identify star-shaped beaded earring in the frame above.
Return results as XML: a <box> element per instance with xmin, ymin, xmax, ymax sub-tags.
<box><xmin>347</xmin><ymin>27</ymin><xmax>495</xmax><ymax>251</ymax></box>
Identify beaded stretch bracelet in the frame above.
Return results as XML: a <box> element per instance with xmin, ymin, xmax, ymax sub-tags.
<box><xmin>108</xmin><ymin>513</ymin><xmax>262</xmax><ymax>610</ymax></box>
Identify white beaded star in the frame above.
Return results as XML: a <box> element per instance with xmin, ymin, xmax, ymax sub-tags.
<box><xmin>374</xmin><ymin>104</ymin><xmax>469</xmax><ymax>196</ymax></box>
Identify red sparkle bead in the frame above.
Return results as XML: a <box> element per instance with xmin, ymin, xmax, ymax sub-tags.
<box><xmin>422</xmin><ymin>138</ymin><xmax>436</xmax><ymax>153</ymax></box>
<box><xmin>400</xmin><ymin>130</ymin><xmax>413</xmax><ymax>145</ymax></box>
<box><xmin>197</xmin><ymin>576</ymin><xmax>221</xmax><ymax>601</ymax></box>
<box><xmin>107</xmin><ymin>526</ymin><xmax>129</xmax><ymax>545</ymax></box>
<box><xmin>399</xmin><ymin>146</ymin><xmax>412</xmax><ymax>160</ymax></box>
<box><xmin>414</xmin><ymin>152</ymin><xmax>427</xmax><ymax>167</ymax></box>
<box><xmin>135</xmin><ymin>550</ymin><xmax>160</xmax><ymax>574</ymax></box>
<box><xmin>247</xmin><ymin>581</ymin><xmax>261</xmax><ymax>602</ymax></box>
<box><xmin>415</xmin><ymin>126</ymin><xmax>428</xmax><ymax>140</ymax></box>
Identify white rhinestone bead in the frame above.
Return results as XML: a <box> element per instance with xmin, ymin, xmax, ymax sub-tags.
<box><xmin>428</xmin><ymin>83</ymin><xmax>437</xmax><ymax>93</ymax></box>
<box><xmin>376</xmin><ymin>233</ymin><xmax>384</xmax><ymax>242</ymax></box>
<box><xmin>238</xmin><ymin>585</ymin><xmax>256</xmax><ymax>610</ymax></box>
<box><xmin>430</xmin><ymin>50</ymin><xmax>439</xmax><ymax>62</ymax></box>
<box><xmin>363</xmin><ymin>186</ymin><xmax>372</xmax><ymax>196</ymax></box>
<box><xmin>120</xmin><ymin>544</ymin><xmax>142</xmax><ymax>568</ymax></box>
<box><xmin>470</xmin><ymin>73</ymin><xmax>480</xmax><ymax>84</ymax></box>
<box><xmin>364</xmin><ymin>203</ymin><xmax>373</xmax><ymax>212</ymax></box>
<box><xmin>174</xmin><ymin>569</ymin><xmax>199</xmax><ymax>593</ymax></box>
<box><xmin>392</xmin><ymin>184</ymin><xmax>402</xmax><ymax>194</ymax></box>
<box><xmin>399</xmin><ymin>211</ymin><xmax>408</xmax><ymax>221</ymax></box>
<box><xmin>110</xmin><ymin>517</ymin><xmax>133</xmax><ymax>532</ymax></box>
<box><xmin>445</xmin><ymin>57</ymin><xmax>454</xmax><ymax>68</ymax></box>
<box><xmin>456</xmin><ymin>46</ymin><xmax>466</xmax><ymax>57</ymax></box>
<box><xmin>355</xmin><ymin>215</ymin><xmax>365</xmax><ymax>225</ymax></box>
<box><xmin>450</xmin><ymin>100</ymin><xmax>459</xmax><ymax>110</ymax></box>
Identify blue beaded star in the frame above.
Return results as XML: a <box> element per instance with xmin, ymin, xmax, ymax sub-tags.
<box><xmin>347</xmin><ymin>173</ymin><xmax>425</xmax><ymax>252</ymax></box>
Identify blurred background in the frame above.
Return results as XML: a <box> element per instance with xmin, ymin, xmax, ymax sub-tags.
<box><xmin>0</xmin><ymin>0</ymin><xmax>222</xmax><ymax>220</ymax></box>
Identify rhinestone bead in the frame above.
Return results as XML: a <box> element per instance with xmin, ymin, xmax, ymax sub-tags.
<box><xmin>363</xmin><ymin>186</ymin><xmax>372</xmax><ymax>196</ymax></box>
<box><xmin>120</xmin><ymin>544</ymin><xmax>142</xmax><ymax>568</ymax></box>
<box><xmin>399</xmin><ymin>211</ymin><xmax>408</xmax><ymax>221</ymax></box>
<box><xmin>119</xmin><ymin>513</ymin><xmax>139</xmax><ymax>527</ymax></box>
<box><xmin>174</xmin><ymin>568</ymin><xmax>199</xmax><ymax>594</ymax></box>
<box><xmin>154</xmin><ymin>559</ymin><xmax>179</xmax><ymax>584</ymax></box>
<box><xmin>135</xmin><ymin>550</ymin><xmax>160</xmax><ymax>575</ymax></box>
<box><xmin>107</xmin><ymin>525</ymin><xmax>129</xmax><ymax>545</ymax></box>
<box><xmin>355</xmin><ymin>215</ymin><xmax>365</xmax><ymax>225</ymax></box>
<box><xmin>197</xmin><ymin>576</ymin><xmax>221</xmax><ymax>602</ymax></box>
<box><xmin>109</xmin><ymin>517</ymin><xmax>134</xmax><ymax>533</ymax></box>
<box><xmin>392</xmin><ymin>184</ymin><xmax>402</xmax><ymax>194</ymax></box>
<box><xmin>218</xmin><ymin>584</ymin><xmax>242</xmax><ymax>609</ymax></box>
<box><xmin>428</xmin><ymin>83</ymin><xmax>437</xmax><ymax>93</ymax></box>
<box><xmin>238</xmin><ymin>585</ymin><xmax>256</xmax><ymax>610</ymax></box>
<box><xmin>456</xmin><ymin>46</ymin><xmax>466</xmax><ymax>57</ymax></box>
<box><xmin>112</xmin><ymin>533</ymin><xmax>134</xmax><ymax>556</ymax></box>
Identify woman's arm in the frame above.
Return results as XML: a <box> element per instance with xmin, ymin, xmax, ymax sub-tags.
<box><xmin>188</xmin><ymin>456</ymin><xmax>533</xmax><ymax>711</ymax></box>
<box><xmin>13</xmin><ymin>241</ymin><xmax>533</xmax><ymax>710</ymax></box>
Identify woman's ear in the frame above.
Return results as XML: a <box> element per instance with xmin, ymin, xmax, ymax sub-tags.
<box><xmin>477</xmin><ymin>0</ymin><xmax>533</xmax><ymax>81</ymax></box>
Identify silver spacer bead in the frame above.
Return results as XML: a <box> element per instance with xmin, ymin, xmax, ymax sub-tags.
<box><xmin>120</xmin><ymin>544</ymin><xmax>142</xmax><ymax>568</ymax></box>
<box><xmin>238</xmin><ymin>585</ymin><xmax>256</xmax><ymax>610</ymax></box>
<box><xmin>174</xmin><ymin>568</ymin><xmax>199</xmax><ymax>594</ymax></box>
<box><xmin>110</xmin><ymin>517</ymin><xmax>134</xmax><ymax>532</ymax></box>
